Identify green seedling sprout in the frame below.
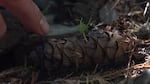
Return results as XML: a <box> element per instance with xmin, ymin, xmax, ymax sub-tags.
<box><xmin>79</xmin><ymin>17</ymin><xmax>92</xmax><ymax>42</ymax></box>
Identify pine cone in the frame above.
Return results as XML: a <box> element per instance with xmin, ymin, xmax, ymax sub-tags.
<box><xmin>27</xmin><ymin>31</ymin><xmax>133</xmax><ymax>74</ymax></box>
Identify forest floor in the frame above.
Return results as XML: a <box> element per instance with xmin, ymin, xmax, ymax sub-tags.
<box><xmin>0</xmin><ymin>0</ymin><xmax>149</xmax><ymax>84</ymax></box>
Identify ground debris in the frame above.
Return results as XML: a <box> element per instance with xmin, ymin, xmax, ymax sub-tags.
<box><xmin>0</xmin><ymin>0</ymin><xmax>149</xmax><ymax>84</ymax></box>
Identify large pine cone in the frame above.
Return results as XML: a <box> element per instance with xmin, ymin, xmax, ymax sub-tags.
<box><xmin>27</xmin><ymin>31</ymin><xmax>133</xmax><ymax>73</ymax></box>
<box><xmin>0</xmin><ymin>30</ymin><xmax>134</xmax><ymax>78</ymax></box>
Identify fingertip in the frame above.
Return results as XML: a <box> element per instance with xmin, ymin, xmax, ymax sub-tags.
<box><xmin>39</xmin><ymin>17</ymin><xmax>49</xmax><ymax>36</ymax></box>
<box><xmin>2</xmin><ymin>0</ymin><xmax>49</xmax><ymax>36</ymax></box>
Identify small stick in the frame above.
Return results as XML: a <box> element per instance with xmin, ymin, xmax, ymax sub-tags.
<box><xmin>143</xmin><ymin>2</ymin><xmax>150</xmax><ymax>16</ymax></box>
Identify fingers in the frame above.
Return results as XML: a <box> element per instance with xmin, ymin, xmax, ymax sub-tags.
<box><xmin>1</xmin><ymin>0</ymin><xmax>49</xmax><ymax>36</ymax></box>
<box><xmin>0</xmin><ymin>14</ymin><xmax>6</xmax><ymax>38</ymax></box>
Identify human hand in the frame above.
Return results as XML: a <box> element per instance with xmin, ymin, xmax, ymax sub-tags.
<box><xmin>0</xmin><ymin>0</ymin><xmax>49</xmax><ymax>38</ymax></box>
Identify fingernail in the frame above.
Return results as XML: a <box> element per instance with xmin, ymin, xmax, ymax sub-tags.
<box><xmin>40</xmin><ymin>17</ymin><xmax>49</xmax><ymax>35</ymax></box>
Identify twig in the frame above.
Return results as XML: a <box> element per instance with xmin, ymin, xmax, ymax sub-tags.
<box><xmin>0</xmin><ymin>67</ymin><xmax>28</xmax><ymax>78</ymax></box>
<box><xmin>101</xmin><ymin>62</ymin><xmax>150</xmax><ymax>80</ymax></box>
<box><xmin>112</xmin><ymin>0</ymin><xmax>120</xmax><ymax>9</ymax></box>
<box><xmin>31</xmin><ymin>71</ymin><xmax>39</xmax><ymax>84</ymax></box>
<box><xmin>143</xmin><ymin>2</ymin><xmax>150</xmax><ymax>16</ymax></box>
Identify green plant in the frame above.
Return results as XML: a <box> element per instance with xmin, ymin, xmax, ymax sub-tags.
<box><xmin>78</xmin><ymin>17</ymin><xmax>92</xmax><ymax>42</ymax></box>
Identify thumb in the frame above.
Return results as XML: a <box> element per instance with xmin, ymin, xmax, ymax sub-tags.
<box><xmin>0</xmin><ymin>14</ymin><xmax>6</xmax><ymax>38</ymax></box>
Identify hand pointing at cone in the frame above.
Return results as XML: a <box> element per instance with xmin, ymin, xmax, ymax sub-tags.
<box><xmin>0</xmin><ymin>0</ymin><xmax>49</xmax><ymax>38</ymax></box>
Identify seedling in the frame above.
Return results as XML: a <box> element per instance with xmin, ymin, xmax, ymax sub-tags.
<box><xmin>78</xmin><ymin>17</ymin><xmax>92</xmax><ymax>42</ymax></box>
